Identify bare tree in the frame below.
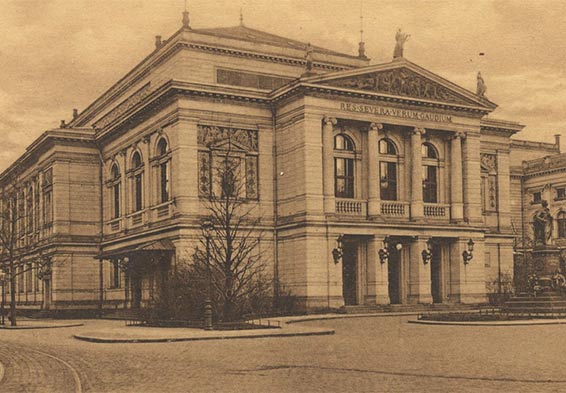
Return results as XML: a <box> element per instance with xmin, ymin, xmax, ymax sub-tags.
<box><xmin>193</xmin><ymin>143</ymin><xmax>269</xmax><ymax>322</ymax></box>
<box><xmin>0</xmin><ymin>174</ymin><xmax>52</xmax><ymax>326</ymax></box>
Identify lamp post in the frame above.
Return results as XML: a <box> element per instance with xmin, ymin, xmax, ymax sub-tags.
<box><xmin>201</xmin><ymin>219</ymin><xmax>214</xmax><ymax>330</ymax></box>
<box><xmin>332</xmin><ymin>235</ymin><xmax>344</xmax><ymax>264</ymax></box>
<box><xmin>0</xmin><ymin>269</ymin><xmax>5</xmax><ymax>326</ymax></box>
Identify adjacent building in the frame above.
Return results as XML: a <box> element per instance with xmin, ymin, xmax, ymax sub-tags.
<box><xmin>0</xmin><ymin>12</ymin><xmax>563</xmax><ymax>313</ymax></box>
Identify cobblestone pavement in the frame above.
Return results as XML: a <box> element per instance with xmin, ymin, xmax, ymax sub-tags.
<box><xmin>2</xmin><ymin>316</ymin><xmax>566</xmax><ymax>392</ymax></box>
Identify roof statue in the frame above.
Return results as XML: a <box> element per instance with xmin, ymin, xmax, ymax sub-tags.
<box><xmin>477</xmin><ymin>71</ymin><xmax>487</xmax><ymax>97</ymax></box>
<box><xmin>305</xmin><ymin>43</ymin><xmax>314</xmax><ymax>72</ymax></box>
<box><xmin>393</xmin><ymin>29</ymin><xmax>410</xmax><ymax>59</ymax></box>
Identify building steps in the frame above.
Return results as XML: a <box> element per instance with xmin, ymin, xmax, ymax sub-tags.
<box><xmin>338</xmin><ymin>303</ymin><xmax>477</xmax><ymax>314</ymax></box>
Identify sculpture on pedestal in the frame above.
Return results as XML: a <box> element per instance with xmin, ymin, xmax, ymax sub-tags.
<box><xmin>533</xmin><ymin>200</ymin><xmax>553</xmax><ymax>246</ymax></box>
<box><xmin>476</xmin><ymin>72</ymin><xmax>487</xmax><ymax>97</ymax></box>
<box><xmin>393</xmin><ymin>29</ymin><xmax>410</xmax><ymax>59</ymax></box>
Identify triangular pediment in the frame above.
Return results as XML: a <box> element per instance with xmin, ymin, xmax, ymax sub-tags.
<box><xmin>302</xmin><ymin>59</ymin><xmax>496</xmax><ymax>110</ymax></box>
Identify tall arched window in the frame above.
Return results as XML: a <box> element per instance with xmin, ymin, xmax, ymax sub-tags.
<box><xmin>131</xmin><ymin>152</ymin><xmax>143</xmax><ymax>212</ymax></box>
<box><xmin>110</xmin><ymin>163</ymin><xmax>121</xmax><ymax>219</ymax></box>
<box><xmin>558</xmin><ymin>211</ymin><xmax>566</xmax><ymax>238</ymax></box>
<box><xmin>156</xmin><ymin>138</ymin><xmax>170</xmax><ymax>203</ymax></box>
<box><xmin>422</xmin><ymin>143</ymin><xmax>439</xmax><ymax>203</ymax></box>
<box><xmin>379</xmin><ymin>138</ymin><xmax>398</xmax><ymax>201</ymax></box>
<box><xmin>334</xmin><ymin>134</ymin><xmax>356</xmax><ymax>198</ymax></box>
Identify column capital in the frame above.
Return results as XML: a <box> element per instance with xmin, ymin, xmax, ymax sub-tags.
<box><xmin>412</xmin><ymin>127</ymin><xmax>426</xmax><ymax>136</ymax></box>
<box><xmin>322</xmin><ymin>116</ymin><xmax>337</xmax><ymax>127</ymax></box>
<box><xmin>370</xmin><ymin>123</ymin><xmax>383</xmax><ymax>132</ymax></box>
<box><xmin>453</xmin><ymin>131</ymin><xmax>466</xmax><ymax>140</ymax></box>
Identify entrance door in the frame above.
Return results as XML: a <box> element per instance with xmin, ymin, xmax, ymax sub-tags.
<box><xmin>43</xmin><ymin>279</ymin><xmax>51</xmax><ymax>310</ymax></box>
<box><xmin>388</xmin><ymin>247</ymin><xmax>402</xmax><ymax>304</ymax></box>
<box><xmin>131</xmin><ymin>274</ymin><xmax>142</xmax><ymax>309</ymax></box>
<box><xmin>431</xmin><ymin>243</ymin><xmax>443</xmax><ymax>304</ymax></box>
<box><xmin>342</xmin><ymin>242</ymin><xmax>358</xmax><ymax>306</ymax></box>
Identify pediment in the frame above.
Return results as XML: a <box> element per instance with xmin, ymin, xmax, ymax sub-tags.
<box><xmin>305</xmin><ymin>60</ymin><xmax>496</xmax><ymax>110</ymax></box>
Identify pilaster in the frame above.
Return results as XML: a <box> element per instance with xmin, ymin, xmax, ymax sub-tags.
<box><xmin>367</xmin><ymin>123</ymin><xmax>382</xmax><ymax>218</ymax></box>
<box><xmin>463</xmin><ymin>132</ymin><xmax>482</xmax><ymax>224</ymax></box>
<box><xmin>408</xmin><ymin>236</ymin><xmax>432</xmax><ymax>304</ymax></box>
<box><xmin>496</xmin><ymin>150</ymin><xmax>511</xmax><ymax>231</ymax></box>
<box><xmin>450</xmin><ymin>132</ymin><xmax>464</xmax><ymax>222</ymax></box>
<box><xmin>322</xmin><ymin>116</ymin><xmax>337</xmax><ymax>214</ymax></box>
<box><xmin>367</xmin><ymin>235</ymin><xmax>390</xmax><ymax>305</ymax></box>
<box><xmin>410</xmin><ymin>127</ymin><xmax>425</xmax><ymax>221</ymax></box>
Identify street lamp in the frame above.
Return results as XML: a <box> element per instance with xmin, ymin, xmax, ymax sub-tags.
<box><xmin>378</xmin><ymin>237</ymin><xmax>390</xmax><ymax>264</ymax></box>
<box><xmin>332</xmin><ymin>235</ymin><xmax>344</xmax><ymax>264</ymax></box>
<box><xmin>421</xmin><ymin>239</ymin><xmax>433</xmax><ymax>265</ymax></box>
<box><xmin>0</xmin><ymin>269</ymin><xmax>5</xmax><ymax>326</ymax></box>
<box><xmin>201</xmin><ymin>219</ymin><xmax>214</xmax><ymax>330</ymax></box>
<box><xmin>462</xmin><ymin>238</ymin><xmax>475</xmax><ymax>265</ymax></box>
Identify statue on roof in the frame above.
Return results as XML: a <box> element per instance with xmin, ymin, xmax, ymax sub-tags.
<box><xmin>305</xmin><ymin>43</ymin><xmax>314</xmax><ymax>72</ymax></box>
<box><xmin>393</xmin><ymin>29</ymin><xmax>410</xmax><ymax>59</ymax></box>
<box><xmin>476</xmin><ymin>71</ymin><xmax>487</xmax><ymax>97</ymax></box>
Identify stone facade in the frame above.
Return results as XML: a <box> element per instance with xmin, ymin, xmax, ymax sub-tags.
<box><xmin>0</xmin><ymin>16</ymin><xmax>562</xmax><ymax>312</ymax></box>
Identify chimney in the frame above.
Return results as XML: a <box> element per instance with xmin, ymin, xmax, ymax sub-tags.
<box><xmin>155</xmin><ymin>35</ymin><xmax>162</xmax><ymax>49</ymax></box>
<box><xmin>72</xmin><ymin>108</ymin><xmax>78</xmax><ymax>119</ymax></box>
<box><xmin>555</xmin><ymin>134</ymin><xmax>561</xmax><ymax>152</ymax></box>
<box><xmin>60</xmin><ymin>120</ymin><xmax>67</xmax><ymax>128</ymax></box>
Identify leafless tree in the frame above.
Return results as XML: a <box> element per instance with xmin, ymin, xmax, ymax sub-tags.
<box><xmin>193</xmin><ymin>142</ymin><xmax>268</xmax><ymax>322</ymax></box>
<box><xmin>0</xmin><ymin>174</ymin><xmax>52</xmax><ymax>326</ymax></box>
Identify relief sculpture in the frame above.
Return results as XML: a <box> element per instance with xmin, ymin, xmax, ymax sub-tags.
<box><xmin>328</xmin><ymin>68</ymin><xmax>469</xmax><ymax>105</ymax></box>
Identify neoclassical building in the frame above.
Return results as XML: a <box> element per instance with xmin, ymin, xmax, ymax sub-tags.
<box><xmin>1</xmin><ymin>12</ymin><xmax>562</xmax><ymax>313</ymax></box>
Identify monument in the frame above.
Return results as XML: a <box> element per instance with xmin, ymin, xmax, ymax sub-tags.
<box><xmin>531</xmin><ymin>200</ymin><xmax>561</xmax><ymax>291</ymax></box>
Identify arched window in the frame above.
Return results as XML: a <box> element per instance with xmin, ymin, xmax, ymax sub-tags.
<box><xmin>334</xmin><ymin>134</ymin><xmax>356</xmax><ymax>198</ymax></box>
<box><xmin>131</xmin><ymin>152</ymin><xmax>143</xmax><ymax>212</ymax></box>
<box><xmin>422</xmin><ymin>143</ymin><xmax>439</xmax><ymax>203</ymax></box>
<box><xmin>379</xmin><ymin>139</ymin><xmax>398</xmax><ymax>201</ymax></box>
<box><xmin>110</xmin><ymin>163</ymin><xmax>121</xmax><ymax>219</ymax></box>
<box><xmin>558</xmin><ymin>211</ymin><xmax>566</xmax><ymax>238</ymax></box>
<box><xmin>156</xmin><ymin>138</ymin><xmax>170</xmax><ymax>203</ymax></box>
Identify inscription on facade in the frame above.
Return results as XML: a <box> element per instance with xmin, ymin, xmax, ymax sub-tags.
<box><xmin>94</xmin><ymin>83</ymin><xmax>152</xmax><ymax>129</ymax></box>
<box><xmin>339</xmin><ymin>102</ymin><xmax>453</xmax><ymax>123</ymax></box>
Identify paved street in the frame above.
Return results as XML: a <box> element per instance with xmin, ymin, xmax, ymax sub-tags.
<box><xmin>1</xmin><ymin>316</ymin><xmax>566</xmax><ymax>392</ymax></box>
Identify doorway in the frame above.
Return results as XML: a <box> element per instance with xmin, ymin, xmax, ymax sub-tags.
<box><xmin>388</xmin><ymin>247</ymin><xmax>402</xmax><ymax>304</ymax></box>
<box><xmin>342</xmin><ymin>241</ymin><xmax>358</xmax><ymax>306</ymax></box>
<box><xmin>430</xmin><ymin>242</ymin><xmax>443</xmax><ymax>304</ymax></box>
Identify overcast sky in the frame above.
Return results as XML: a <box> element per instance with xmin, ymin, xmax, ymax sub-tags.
<box><xmin>1</xmin><ymin>0</ymin><xmax>565</xmax><ymax>170</ymax></box>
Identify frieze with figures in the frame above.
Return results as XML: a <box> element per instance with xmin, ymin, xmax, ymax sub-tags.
<box><xmin>94</xmin><ymin>83</ymin><xmax>152</xmax><ymax>130</ymax></box>
<box><xmin>327</xmin><ymin>67</ymin><xmax>471</xmax><ymax>106</ymax></box>
<box><xmin>197</xmin><ymin>125</ymin><xmax>258</xmax><ymax>152</ymax></box>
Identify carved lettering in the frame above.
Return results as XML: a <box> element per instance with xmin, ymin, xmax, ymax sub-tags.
<box><xmin>339</xmin><ymin>102</ymin><xmax>452</xmax><ymax>123</ymax></box>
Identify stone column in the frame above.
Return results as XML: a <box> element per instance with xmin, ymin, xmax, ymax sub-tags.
<box><xmin>367</xmin><ymin>123</ymin><xmax>383</xmax><ymax>217</ymax></box>
<box><xmin>463</xmin><ymin>132</ymin><xmax>482</xmax><ymax>224</ymax></box>
<box><xmin>410</xmin><ymin>127</ymin><xmax>425</xmax><ymax>221</ymax></box>
<box><xmin>496</xmin><ymin>150</ymin><xmax>511</xmax><ymax>232</ymax></box>
<box><xmin>408</xmin><ymin>236</ymin><xmax>432</xmax><ymax>304</ymax></box>
<box><xmin>367</xmin><ymin>235</ymin><xmax>390</xmax><ymax>304</ymax></box>
<box><xmin>322</xmin><ymin>116</ymin><xmax>337</xmax><ymax>214</ymax></box>
<box><xmin>450</xmin><ymin>132</ymin><xmax>464</xmax><ymax>222</ymax></box>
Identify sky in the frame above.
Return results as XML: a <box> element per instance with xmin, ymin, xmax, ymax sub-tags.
<box><xmin>0</xmin><ymin>0</ymin><xmax>565</xmax><ymax>170</ymax></box>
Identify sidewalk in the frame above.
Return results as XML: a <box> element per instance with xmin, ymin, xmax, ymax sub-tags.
<box><xmin>0</xmin><ymin>318</ymin><xmax>84</xmax><ymax>330</ymax></box>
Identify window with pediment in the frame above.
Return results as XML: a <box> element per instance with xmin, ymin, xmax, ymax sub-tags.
<box><xmin>558</xmin><ymin>211</ymin><xmax>566</xmax><ymax>238</ymax></box>
<box><xmin>197</xmin><ymin>125</ymin><xmax>259</xmax><ymax>200</ymax></box>
<box><xmin>379</xmin><ymin>138</ymin><xmax>398</xmax><ymax>201</ymax></box>
<box><xmin>334</xmin><ymin>134</ymin><xmax>356</xmax><ymax>199</ymax></box>
<box><xmin>422</xmin><ymin>143</ymin><xmax>439</xmax><ymax>203</ymax></box>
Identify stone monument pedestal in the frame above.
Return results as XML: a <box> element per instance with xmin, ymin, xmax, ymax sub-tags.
<box><xmin>532</xmin><ymin>245</ymin><xmax>561</xmax><ymax>292</ymax></box>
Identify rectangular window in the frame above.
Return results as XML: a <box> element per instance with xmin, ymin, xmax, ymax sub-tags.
<box><xmin>26</xmin><ymin>264</ymin><xmax>32</xmax><ymax>292</ymax></box>
<box><xmin>423</xmin><ymin>165</ymin><xmax>438</xmax><ymax>203</ymax></box>
<box><xmin>160</xmin><ymin>162</ymin><xmax>170</xmax><ymax>203</ymax></box>
<box><xmin>18</xmin><ymin>266</ymin><xmax>24</xmax><ymax>293</ymax></box>
<box><xmin>557</xmin><ymin>188</ymin><xmax>566</xmax><ymax>201</ymax></box>
<box><xmin>134</xmin><ymin>174</ymin><xmax>143</xmax><ymax>211</ymax></box>
<box><xmin>380</xmin><ymin>162</ymin><xmax>397</xmax><ymax>201</ymax></box>
<box><xmin>43</xmin><ymin>190</ymin><xmax>52</xmax><ymax>226</ymax></box>
<box><xmin>335</xmin><ymin>158</ymin><xmax>354</xmax><ymax>198</ymax></box>
<box><xmin>109</xmin><ymin>261</ymin><xmax>121</xmax><ymax>289</ymax></box>
<box><xmin>533</xmin><ymin>191</ymin><xmax>542</xmax><ymax>204</ymax></box>
<box><xmin>484</xmin><ymin>252</ymin><xmax>491</xmax><ymax>268</ymax></box>
<box><xmin>113</xmin><ymin>183</ymin><xmax>121</xmax><ymax>219</ymax></box>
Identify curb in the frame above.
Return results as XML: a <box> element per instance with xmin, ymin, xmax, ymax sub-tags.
<box><xmin>0</xmin><ymin>323</ymin><xmax>84</xmax><ymax>330</ymax></box>
<box><xmin>73</xmin><ymin>328</ymin><xmax>335</xmax><ymax>343</ymax></box>
<box><xmin>409</xmin><ymin>318</ymin><xmax>566</xmax><ymax>326</ymax></box>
